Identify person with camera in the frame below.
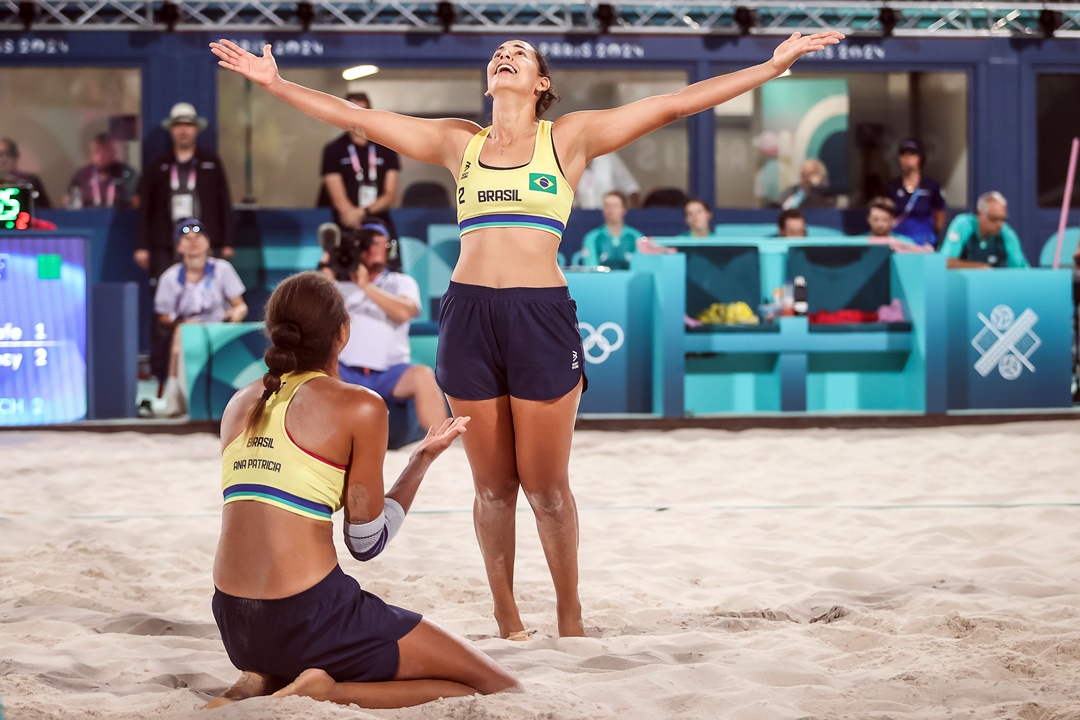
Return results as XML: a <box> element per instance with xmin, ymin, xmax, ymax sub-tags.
<box><xmin>318</xmin><ymin>222</ymin><xmax>449</xmax><ymax>436</ymax></box>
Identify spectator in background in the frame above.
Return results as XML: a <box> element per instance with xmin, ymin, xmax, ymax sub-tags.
<box><xmin>317</xmin><ymin>92</ymin><xmax>400</xmax><ymax>240</ymax></box>
<box><xmin>942</xmin><ymin>191</ymin><xmax>1029</xmax><ymax>269</ymax></box>
<box><xmin>779</xmin><ymin>158</ymin><xmax>833</xmax><ymax>210</ymax></box>
<box><xmin>777</xmin><ymin>208</ymin><xmax>807</xmax><ymax>238</ymax></box>
<box><xmin>154</xmin><ymin>218</ymin><xmax>247</xmax><ymax>417</ymax></box>
<box><xmin>573</xmin><ymin>151</ymin><xmax>641</xmax><ymax>210</ymax></box>
<box><xmin>578</xmin><ymin>191</ymin><xmax>641</xmax><ymax>269</ymax></box>
<box><xmin>136</xmin><ymin>102</ymin><xmax>235</xmax><ymax>280</ymax></box>
<box><xmin>0</xmin><ymin>137</ymin><xmax>52</xmax><ymax>209</ymax></box>
<box><xmin>320</xmin><ymin>223</ymin><xmax>449</xmax><ymax>436</ymax></box>
<box><xmin>885</xmin><ymin>138</ymin><xmax>946</xmax><ymax>248</ymax></box>
<box><xmin>63</xmin><ymin>132</ymin><xmax>139</xmax><ymax>209</ymax></box>
<box><xmin>866</xmin><ymin>196</ymin><xmax>902</xmax><ymax>239</ymax></box>
<box><xmin>138</xmin><ymin>101</ymin><xmax>235</xmax><ymax>387</ymax></box>
<box><xmin>864</xmin><ymin>196</ymin><xmax>931</xmax><ymax>253</ymax></box>
<box><xmin>680</xmin><ymin>197</ymin><xmax>715</xmax><ymax>239</ymax></box>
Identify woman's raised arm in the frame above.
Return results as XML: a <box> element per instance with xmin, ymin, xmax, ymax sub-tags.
<box><xmin>555</xmin><ymin>31</ymin><xmax>844</xmax><ymax>165</ymax></box>
<box><xmin>210</xmin><ymin>40</ymin><xmax>479</xmax><ymax>171</ymax></box>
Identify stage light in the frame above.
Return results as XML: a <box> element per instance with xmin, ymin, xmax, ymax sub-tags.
<box><xmin>1039</xmin><ymin>9</ymin><xmax>1061</xmax><ymax>37</ymax></box>
<box><xmin>596</xmin><ymin>3</ymin><xmax>617</xmax><ymax>35</ymax></box>
<box><xmin>296</xmin><ymin>1</ymin><xmax>315</xmax><ymax>31</ymax></box>
<box><xmin>342</xmin><ymin>64</ymin><xmax>379</xmax><ymax>81</ymax></box>
<box><xmin>18</xmin><ymin>1</ymin><xmax>34</xmax><ymax>31</ymax></box>
<box><xmin>734</xmin><ymin>6</ymin><xmax>755</xmax><ymax>36</ymax></box>
<box><xmin>879</xmin><ymin>7</ymin><xmax>897</xmax><ymax>37</ymax></box>
<box><xmin>436</xmin><ymin>1</ymin><xmax>455</xmax><ymax>33</ymax></box>
<box><xmin>158</xmin><ymin>1</ymin><xmax>180</xmax><ymax>31</ymax></box>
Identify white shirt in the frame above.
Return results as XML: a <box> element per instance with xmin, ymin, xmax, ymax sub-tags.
<box><xmin>336</xmin><ymin>271</ymin><xmax>421</xmax><ymax>371</ymax></box>
<box><xmin>153</xmin><ymin>258</ymin><xmax>245</xmax><ymax>322</ymax></box>
<box><xmin>573</xmin><ymin>152</ymin><xmax>641</xmax><ymax>209</ymax></box>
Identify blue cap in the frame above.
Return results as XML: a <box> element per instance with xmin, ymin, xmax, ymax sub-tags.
<box><xmin>174</xmin><ymin>218</ymin><xmax>205</xmax><ymax>242</ymax></box>
<box><xmin>360</xmin><ymin>221</ymin><xmax>390</xmax><ymax>238</ymax></box>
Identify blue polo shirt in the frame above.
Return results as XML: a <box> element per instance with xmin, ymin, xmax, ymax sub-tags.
<box><xmin>941</xmin><ymin>213</ymin><xmax>1030</xmax><ymax>268</ymax></box>
<box><xmin>885</xmin><ymin>177</ymin><xmax>946</xmax><ymax>247</ymax></box>
<box><xmin>580</xmin><ymin>224</ymin><xmax>643</xmax><ymax>270</ymax></box>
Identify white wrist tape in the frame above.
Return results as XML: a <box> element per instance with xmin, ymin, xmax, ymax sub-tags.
<box><xmin>343</xmin><ymin>498</ymin><xmax>405</xmax><ymax>562</ymax></box>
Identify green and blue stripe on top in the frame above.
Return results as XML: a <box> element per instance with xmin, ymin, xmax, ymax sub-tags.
<box><xmin>459</xmin><ymin>213</ymin><xmax>565</xmax><ymax>239</ymax></box>
<box><xmin>223</xmin><ymin>483</ymin><xmax>334</xmax><ymax>521</ymax></box>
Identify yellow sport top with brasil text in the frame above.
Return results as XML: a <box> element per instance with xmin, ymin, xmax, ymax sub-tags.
<box><xmin>456</xmin><ymin>119</ymin><xmax>574</xmax><ymax>240</ymax></box>
<box><xmin>221</xmin><ymin>371</ymin><xmax>346</xmax><ymax>522</ymax></box>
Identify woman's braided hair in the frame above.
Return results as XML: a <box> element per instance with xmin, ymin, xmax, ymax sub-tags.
<box><xmin>243</xmin><ymin>271</ymin><xmax>349</xmax><ymax>435</ymax></box>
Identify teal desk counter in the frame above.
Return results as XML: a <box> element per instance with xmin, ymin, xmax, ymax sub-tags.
<box><xmin>946</xmin><ymin>269</ymin><xmax>1073</xmax><ymax>410</ymax></box>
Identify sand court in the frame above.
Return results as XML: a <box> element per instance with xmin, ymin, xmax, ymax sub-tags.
<box><xmin>2</xmin><ymin>421</ymin><xmax>1080</xmax><ymax>719</ymax></box>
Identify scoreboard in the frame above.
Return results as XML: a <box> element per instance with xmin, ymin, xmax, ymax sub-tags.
<box><xmin>0</xmin><ymin>236</ymin><xmax>88</xmax><ymax>425</ymax></box>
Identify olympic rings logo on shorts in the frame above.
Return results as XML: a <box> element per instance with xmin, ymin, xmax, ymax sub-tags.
<box><xmin>578</xmin><ymin>321</ymin><xmax>625</xmax><ymax>364</ymax></box>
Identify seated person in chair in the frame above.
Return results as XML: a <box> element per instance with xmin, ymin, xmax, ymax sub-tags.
<box><xmin>154</xmin><ymin>218</ymin><xmax>248</xmax><ymax>417</ymax></box>
<box><xmin>319</xmin><ymin>223</ymin><xmax>449</xmax><ymax>435</ymax></box>
<box><xmin>942</xmin><ymin>191</ymin><xmax>1029</xmax><ymax>270</ymax></box>
<box><xmin>679</xmin><ymin>197</ymin><xmax>716</xmax><ymax>239</ymax></box>
<box><xmin>777</xmin><ymin>208</ymin><xmax>807</xmax><ymax>238</ymax></box>
<box><xmin>578</xmin><ymin>191</ymin><xmax>642</xmax><ymax>269</ymax></box>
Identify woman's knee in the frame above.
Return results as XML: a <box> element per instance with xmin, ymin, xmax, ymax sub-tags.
<box><xmin>522</xmin><ymin>482</ymin><xmax>574</xmax><ymax>516</ymax></box>
<box><xmin>473</xmin><ymin>474</ymin><xmax>520</xmax><ymax>505</ymax></box>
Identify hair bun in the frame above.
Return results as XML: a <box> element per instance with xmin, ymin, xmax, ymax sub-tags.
<box><xmin>270</xmin><ymin>322</ymin><xmax>301</xmax><ymax>349</ymax></box>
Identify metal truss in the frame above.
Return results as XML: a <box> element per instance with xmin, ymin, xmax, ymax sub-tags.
<box><xmin>3</xmin><ymin>0</ymin><xmax>1080</xmax><ymax>37</ymax></box>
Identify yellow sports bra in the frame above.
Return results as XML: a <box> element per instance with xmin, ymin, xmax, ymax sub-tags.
<box><xmin>456</xmin><ymin>119</ymin><xmax>574</xmax><ymax>239</ymax></box>
<box><xmin>221</xmin><ymin>371</ymin><xmax>346</xmax><ymax>522</ymax></box>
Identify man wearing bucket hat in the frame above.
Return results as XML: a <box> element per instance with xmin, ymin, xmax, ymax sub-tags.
<box><xmin>136</xmin><ymin>101</ymin><xmax>236</xmax><ymax>388</ymax></box>
<box><xmin>135</xmin><ymin>102</ymin><xmax>235</xmax><ymax>281</ymax></box>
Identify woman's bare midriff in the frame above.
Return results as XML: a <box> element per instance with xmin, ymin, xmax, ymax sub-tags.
<box><xmin>451</xmin><ymin>228</ymin><xmax>567</xmax><ymax>288</ymax></box>
<box><xmin>213</xmin><ymin>500</ymin><xmax>339</xmax><ymax>599</ymax></box>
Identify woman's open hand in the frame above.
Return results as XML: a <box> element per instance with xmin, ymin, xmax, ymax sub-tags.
<box><xmin>413</xmin><ymin>416</ymin><xmax>471</xmax><ymax>462</ymax></box>
<box><xmin>210</xmin><ymin>39</ymin><xmax>279</xmax><ymax>88</ymax></box>
<box><xmin>770</xmin><ymin>31</ymin><xmax>846</xmax><ymax>75</ymax></box>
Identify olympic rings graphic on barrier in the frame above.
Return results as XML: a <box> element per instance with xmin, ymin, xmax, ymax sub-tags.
<box><xmin>578</xmin><ymin>321</ymin><xmax>625</xmax><ymax>364</ymax></box>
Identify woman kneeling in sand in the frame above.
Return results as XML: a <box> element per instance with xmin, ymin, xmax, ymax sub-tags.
<box><xmin>208</xmin><ymin>271</ymin><xmax>518</xmax><ymax>708</ymax></box>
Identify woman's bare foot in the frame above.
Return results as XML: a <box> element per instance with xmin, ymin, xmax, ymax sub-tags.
<box><xmin>205</xmin><ymin>671</ymin><xmax>278</xmax><ymax>709</ymax></box>
<box><xmin>270</xmin><ymin>668</ymin><xmax>337</xmax><ymax>702</ymax></box>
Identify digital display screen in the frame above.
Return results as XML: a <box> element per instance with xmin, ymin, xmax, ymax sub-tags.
<box><xmin>0</xmin><ymin>185</ymin><xmax>33</xmax><ymax>230</ymax></box>
<box><xmin>0</xmin><ymin>236</ymin><xmax>88</xmax><ymax>425</ymax></box>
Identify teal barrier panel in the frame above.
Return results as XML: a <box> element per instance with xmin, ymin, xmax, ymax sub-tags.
<box><xmin>946</xmin><ymin>269</ymin><xmax>1073</xmax><ymax>409</ymax></box>
<box><xmin>566</xmin><ymin>269</ymin><xmax>654</xmax><ymax>414</ymax></box>
<box><xmin>182</xmin><ymin>323</ymin><xmax>269</xmax><ymax>421</ymax></box>
<box><xmin>181</xmin><ymin>321</ymin><xmax>430</xmax><ymax>445</ymax></box>
<box><xmin>633</xmin><ymin>253</ymin><xmax>685</xmax><ymax>417</ymax></box>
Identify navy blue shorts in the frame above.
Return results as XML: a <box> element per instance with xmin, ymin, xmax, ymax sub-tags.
<box><xmin>339</xmin><ymin>361</ymin><xmax>410</xmax><ymax>405</ymax></box>
<box><xmin>212</xmin><ymin>565</ymin><xmax>421</xmax><ymax>684</ymax></box>
<box><xmin>436</xmin><ymin>281</ymin><xmax>587</xmax><ymax>401</ymax></box>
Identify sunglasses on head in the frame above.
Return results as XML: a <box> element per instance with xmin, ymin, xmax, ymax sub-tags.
<box><xmin>180</xmin><ymin>224</ymin><xmax>202</xmax><ymax>236</ymax></box>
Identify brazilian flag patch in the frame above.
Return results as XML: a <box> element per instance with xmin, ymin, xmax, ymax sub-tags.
<box><xmin>529</xmin><ymin>173</ymin><xmax>558</xmax><ymax>194</ymax></box>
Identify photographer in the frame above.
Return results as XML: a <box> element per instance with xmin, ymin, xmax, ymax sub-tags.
<box><xmin>319</xmin><ymin>223</ymin><xmax>449</xmax><ymax>437</ymax></box>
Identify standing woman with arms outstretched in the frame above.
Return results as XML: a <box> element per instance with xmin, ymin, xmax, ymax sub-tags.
<box><xmin>211</xmin><ymin>31</ymin><xmax>843</xmax><ymax>639</ymax></box>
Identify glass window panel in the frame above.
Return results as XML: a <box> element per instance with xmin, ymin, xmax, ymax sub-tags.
<box><xmin>217</xmin><ymin>67</ymin><xmax>484</xmax><ymax>207</ymax></box>
<box><xmin>1036</xmin><ymin>74</ymin><xmax>1080</xmax><ymax>208</ymax></box>
<box><xmin>547</xmin><ymin>69</ymin><xmax>688</xmax><ymax>207</ymax></box>
<box><xmin>0</xmin><ymin>68</ymin><xmax>142</xmax><ymax>208</ymax></box>
<box><xmin>714</xmin><ymin>70</ymin><xmax>967</xmax><ymax>211</ymax></box>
